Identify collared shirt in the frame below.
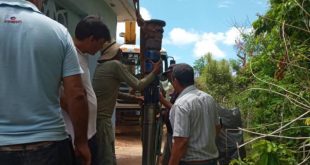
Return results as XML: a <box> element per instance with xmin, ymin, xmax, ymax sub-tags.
<box><xmin>170</xmin><ymin>85</ymin><xmax>220</xmax><ymax>161</ymax></box>
<box><xmin>0</xmin><ymin>0</ymin><xmax>82</xmax><ymax>145</ymax></box>
<box><xmin>93</xmin><ymin>60</ymin><xmax>155</xmax><ymax>119</ymax></box>
<box><xmin>62</xmin><ymin>50</ymin><xmax>97</xmax><ymax>140</ymax></box>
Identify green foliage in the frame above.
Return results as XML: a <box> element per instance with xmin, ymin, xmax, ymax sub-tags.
<box><xmin>305</xmin><ymin>118</ymin><xmax>310</xmax><ymax>126</ymax></box>
<box><xmin>194</xmin><ymin>0</ymin><xmax>310</xmax><ymax>163</ymax></box>
<box><xmin>193</xmin><ymin>54</ymin><xmax>208</xmax><ymax>75</ymax></box>
<box><xmin>194</xmin><ymin>53</ymin><xmax>235</xmax><ymax>107</ymax></box>
<box><xmin>254</xmin><ymin>0</ymin><xmax>310</xmax><ymax>45</ymax></box>
<box><xmin>231</xmin><ymin>0</ymin><xmax>310</xmax><ymax>163</ymax></box>
<box><xmin>230</xmin><ymin>140</ymin><xmax>297</xmax><ymax>165</ymax></box>
<box><xmin>229</xmin><ymin>59</ymin><xmax>241</xmax><ymax>73</ymax></box>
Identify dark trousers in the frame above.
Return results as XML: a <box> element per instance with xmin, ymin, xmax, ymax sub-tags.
<box><xmin>0</xmin><ymin>139</ymin><xmax>75</xmax><ymax>165</ymax></box>
<box><xmin>89</xmin><ymin>134</ymin><xmax>98</xmax><ymax>165</ymax></box>
<box><xmin>162</xmin><ymin>132</ymin><xmax>173</xmax><ymax>165</ymax></box>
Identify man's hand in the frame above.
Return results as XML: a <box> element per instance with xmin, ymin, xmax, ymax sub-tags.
<box><xmin>135</xmin><ymin>96</ymin><xmax>144</xmax><ymax>106</ymax></box>
<box><xmin>75</xmin><ymin>142</ymin><xmax>91</xmax><ymax>165</ymax></box>
<box><xmin>159</xmin><ymin>91</ymin><xmax>173</xmax><ymax>109</ymax></box>
<box><xmin>169</xmin><ymin>137</ymin><xmax>189</xmax><ymax>165</ymax></box>
<box><xmin>159</xmin><ymin>91</ymin><xmax>165</xmax><ymax>103</ymax></box>
<box><xmin>63</xmin><ymin>74</ymin><xmax>90</xmax><ymax>165</ymax></box>
<box><xmin>152</xmin><ymin>60</ymin><xmax>162</xmax><ymax>75</ymax></box>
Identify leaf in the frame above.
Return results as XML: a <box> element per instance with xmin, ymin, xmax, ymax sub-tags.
<box><xmin>305</xmin><ymin>118</ymin><xmax>310</xmax><ymax>126</ymax></box>
<box><xmin>256</xmin><ymin>153</ymin><xmax>269</xmax><ymax>165</ymax></box>
<box><xmin>268</xmin><ymin>153</ymin><xmax>279</xmax><ymax>165</ymax></box>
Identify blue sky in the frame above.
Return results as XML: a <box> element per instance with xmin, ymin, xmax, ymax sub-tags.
<box><xmin>117</xmin><ymin>0</ymin><xmax>269</xmax><ymax>66</ymax></box>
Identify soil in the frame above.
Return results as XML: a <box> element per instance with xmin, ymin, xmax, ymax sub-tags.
<box><xmin>115</xmin><ymin>125</ymin><xmax>143</xmax><ymax>165</ymax></box>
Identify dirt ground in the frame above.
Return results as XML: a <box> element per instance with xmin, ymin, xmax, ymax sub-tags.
<box><xmin>115</xmin><ymin>125</ymin><xmax>167</xmax><ymax>165</ymax></box>
<box><xmin>115</xmin><ymin>125</ymin><xmax>143</xmax><ymax>165</ymax></box>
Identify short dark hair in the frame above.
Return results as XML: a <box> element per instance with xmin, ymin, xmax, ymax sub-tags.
<box><xmin>172</xmin><ymin>63</ymin><xmax>194</xmax><ymax>87</ymax></box>
<box><xmin>75</xmin><ymin>15</ymin><xmax>111</xmax><ymax>41</ymax></box>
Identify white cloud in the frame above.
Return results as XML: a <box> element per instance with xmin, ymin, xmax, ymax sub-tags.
<box><xmin>202</xmin><ymin>32</ymin><xmax>225</xmax><ymax>42</ymax></box>
<box><xmin>165</xmin><ymin>27</ymin><xmax>249</xmax><ymax>59</ymax></box>
<box><xmin>167</xmin><ymin>28</ymin><xmax>199</xmax><ymax>45</ymax></box>
<box><xmin>140</xmin><ymin>7</ymin><xmax>151</xmax><ymax>20</ymax></box>
<box><xmin>218</xmin><ymin>0</ymin><xmax>233</xmax><ymax>8</ymax></box>
<box><xmin>223</xmin><ymin>27</ymin><xmax>241</xmax><ymax>45</ymax></box>
<box><xmin>194</xmin><ymin>40</ymin><xmax>225</xmax><ymax>59</ymax></box>
<box><xmin>250</xmin><ymin>0</ymin><xmax>266</xmax><ymax>6</ymax></box>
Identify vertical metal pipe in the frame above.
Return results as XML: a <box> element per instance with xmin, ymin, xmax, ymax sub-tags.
<box><xmin>142</xmin><ymin>104</ymin><xmax>157</xmax><ymax>165</ymax></box>
<box><xmin>140</xmin><ymin>19</ymin><xmax>166</xmax><ymax>165</ymax></box>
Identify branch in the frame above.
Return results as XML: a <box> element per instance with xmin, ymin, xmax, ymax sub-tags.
<box><xmin>258</xmin><ymin>15</ymin><xmax>310</xmax><ymax>34</ymax></box>
<box><xmin>238</xmin><ymin>127</ymin><xmax>310</xmax><ymax>140</ymax></box>
<box><xmin>294</xmin><ymin>0</ymin><xmax>310</xmax><ymax>18</ymax></box>
<box><xmin>246</xmin><ymin>118</ymin><xmax>309</xmax><ymax>130</ymax></box>
<box><xmin>250</xmin><ymin>61</ymin><xmax>310</xmax><ymax>107</ymax></box>
<box><xmin>298</xmin><ymin>154</ymin><xmax>310</xmax><ymax>165</ymax></box>
<box><xmin>238</xmin><ymin>110</ymin><xmax>310</xmax><ymax>148</ymax></box>
<box><xmin>282</xmin><ymin>21</ymin><xmax>290</xmax><ymax>62</ymax></box>
<box><xmin>248</xmin><ymin>88</ymin><xmax>310</xmax><ymax>110</ymax></box>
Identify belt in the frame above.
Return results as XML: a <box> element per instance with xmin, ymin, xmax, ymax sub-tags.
<box><xmin>0</xmin><ymin>141</ymin><xmax>54</xmax><ymax>152</ymax></box>
<box><xmin>181</xmin><ymin>158</ymin><xmax>217</xmax><ymax>164</ymax></box>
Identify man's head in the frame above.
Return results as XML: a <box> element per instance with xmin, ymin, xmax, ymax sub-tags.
<box><xmin>75</xmin><ymin>15</ymin><xmax>111</xmax><ymax>55</ymax></box>
<box><xmin>171</xmin><ymin>63</ymin><xmax>194</xmax><ymax>90</ymax></box>
<box><xmin>162</xmin><ymin>64</ymin><xmax>175</xmax><ymax>82</ymax></box>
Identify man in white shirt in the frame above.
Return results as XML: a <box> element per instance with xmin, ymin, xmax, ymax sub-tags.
<box><xmin>61</xmin><ymin>15</ymin><xmax>111</xmax><ymax>165</ymax></box>
<box><xmin>168</xmin><ymin>63</ymin><xmax>221</xmax><ymax>165</ymax></box>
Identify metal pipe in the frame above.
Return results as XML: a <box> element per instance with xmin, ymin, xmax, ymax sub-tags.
<box><xmin>142</xmin><ymin>104</ymin><xmax>157</xmax><ymax>165</ymax></box>
<box><xmin>139</xmin><ymin>19</ymin><xmax>166</xmax><ymax>165</ymax></box>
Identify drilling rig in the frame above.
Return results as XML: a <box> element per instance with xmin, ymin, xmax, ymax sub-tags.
<box><xmin>133</xmin><ymin>1</ymin><xmax>167</xmax><ymax>164</ymax></box>
<box><xmin>119</xmin><ymin>1</ymin><xmax>173</xmax><ymax>164</ymax></box>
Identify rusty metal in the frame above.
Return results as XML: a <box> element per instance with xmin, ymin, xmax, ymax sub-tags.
<box><xmin>140</xmin><ymin>19</ymin><xmax>165</xmax><ymax>165</ymax></box>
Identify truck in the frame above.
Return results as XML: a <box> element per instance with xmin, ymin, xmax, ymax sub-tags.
<box><xmin>115</xmin><ymin>44</ymin><xmax>172</xmax><ymax>127</ymax></box>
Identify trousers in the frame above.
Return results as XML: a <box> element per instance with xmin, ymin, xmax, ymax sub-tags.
<box><xmin>97</xmin><ymin>118</ymin><xmax>116</xmax><ymax>165</ymax></box>
<box><xmin>0</xmin><ymin>138</ymin><xmax>75</xmax><ymax>165</ymax></box>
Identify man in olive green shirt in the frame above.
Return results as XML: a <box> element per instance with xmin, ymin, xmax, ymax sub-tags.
<box><xmin>93</xmin><ymin>42</ymin><xmax>161</xmax><ymax>165</ymax></box>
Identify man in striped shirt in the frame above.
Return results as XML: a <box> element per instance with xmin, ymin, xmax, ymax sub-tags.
<box><xmin>168</xmin><ymin>63</ymin><xmax>221</xmax><ymax>165</ymax></box>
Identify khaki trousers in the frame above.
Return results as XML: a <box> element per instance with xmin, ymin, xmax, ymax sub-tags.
<box><xmin>97</xmin><ymin>118</ymin><xmax>116</xmax><ymax>165</ymax></box>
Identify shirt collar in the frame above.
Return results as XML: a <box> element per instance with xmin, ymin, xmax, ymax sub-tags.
<box><xmin>176</xmin><ymin>85</ymin><xmax>196</xmax><ymax>101</ymax></box>
<box><xmin>76</xmin><ymin>48</ymin><xmax>89</xmax><ymax>58</ymax></box>
<box><xmin>0</xmin><ymin>0</ymin><xmax>41</xmax><ymax>13</ymax></box>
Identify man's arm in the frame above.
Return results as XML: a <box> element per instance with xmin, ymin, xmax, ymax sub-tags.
<box><xmin>118</xmin><ymin>60</ymin><xmax>161</xmax><ymax>90</ymax></box>
<box><xmin>159</xmin><ymin>92</ymin><xmax>173</xmax><ymax>109</ymax></box>
<box><xmin>118</xmin><ymin>92</ymin><xmax>143</xmax><ymax>103</ymax></box>
<box><xmin>169</xmin><ymin>137</ymin><xmax>189</xmax><ymax>165</ymax></box>
<box><xmin>63</xmin><ymin>74</ymin><xmax>91</xmax><ymax>165</ymax></box>
<box><xmin>60</xmin><ymin>86</ymin><xmax>68</xmax><ymax>112</ymax></box>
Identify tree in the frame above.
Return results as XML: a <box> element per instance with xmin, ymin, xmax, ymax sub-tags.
<box><xmin>231</xmin><ymin>0</ymin><xmax>310</xmax><ymax>164</ymax></box>
<box><xmin>193</xmin><ymin>54</ymin><xmax>208</xmax><ymax>76</ymax></box>
<box><xmin>195</xmin><ymin>53</ymin><xmax>235</xmax><ymax>107</ymax></box>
